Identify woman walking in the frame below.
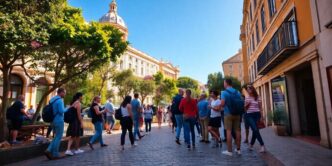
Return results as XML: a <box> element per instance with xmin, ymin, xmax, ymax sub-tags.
<box><xmin>157</xmin><ymin>106</ymin><xmax>163</xmax><ymax>128</ymax></box>
<box><xmin>120</xmin><ymin>96</ymin><xmax>135</xmax><ymax>150</ymax></box>
<box><xmin>65</xmin><ymin>92</ymin><xmax>84</xmax><ymax>156</ymax></box>
<box><xmin>208</xmin><ymin>90</ymin><xmax>222</xmax><ymax>148</ymax></box>
<box><xmin>88</xmin><ymin>96</ymin><xmax>108</xmax><ymax>150</ymax></box>
<box><xmin>245</xmin><ymin>85</ymin><xmax>266</xmax><ymax>153</ymax></box>
<box><xmin>144</xmin><ymin>105</ymin><xmax>153</xmax><ymax>133</ymax></box>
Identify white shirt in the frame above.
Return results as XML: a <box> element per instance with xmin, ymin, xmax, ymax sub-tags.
<box><xmin>121</xmin><ymin>106</ymin><xmax>130</xmax><ymax>117</ymax></box>
<box><xmin>210</xmin><ymin>99</ymin><xmax>221</xmax><ymax>118</ymax></box>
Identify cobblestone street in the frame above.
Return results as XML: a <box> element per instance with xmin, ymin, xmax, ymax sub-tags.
<box><xmin>9</xmin><ymin>126</ymin><xmax>266</xmax><ymax>166</ymax></box>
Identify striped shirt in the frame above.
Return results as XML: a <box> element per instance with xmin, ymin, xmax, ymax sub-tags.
<box><xmin>245</xmin><ymin>96</ymin><xmax>261</xmax><ymax>113</ymax></box>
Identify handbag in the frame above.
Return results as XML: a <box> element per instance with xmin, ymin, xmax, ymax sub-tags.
<box><xmin>257</xmin><ymin>120</ymin><xmax>266</xmax><ymax>129</ymax></box>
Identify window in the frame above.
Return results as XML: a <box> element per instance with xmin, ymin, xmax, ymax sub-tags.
<box><xmin>141</xmin><ymin>67</ymin><xmax>144</xmax><ymax>75</ymax></box>
<box><xmin>255</xmin><ymin>21</ymin><xmax>260</xmax><ymax>45</ymax></box>
<box><xmin>268</xmin><ymin>0</ymin><xmax>276</xmax><ymax>17</ymax></box>
<box><xmin>253</xmin><ymin>0</ymin><xmax>257</xmax><ymax>8</ymax></box>
<box><xmin>249</xmin><ymin>4</ymin><xmax>253</xmax><ymax>21</ymax></box>
<box><xmin>261</xmin><ymin>6</ymin><xmax>266</xmax><ymax>33</ymax></box>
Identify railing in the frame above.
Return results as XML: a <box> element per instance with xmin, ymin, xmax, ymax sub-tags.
<box><xmin>257</xmin><ymin>21</ymin><xmax>299</xmax><ymax>75</ymax></box>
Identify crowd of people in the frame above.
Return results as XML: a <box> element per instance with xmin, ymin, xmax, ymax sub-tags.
<box><xmin>169</xmin><ymin>78</ymin><xmax>266</xmax><ymax>156</ymax></box>
<box><xmin>5</xmin><ymin>78</ymin><xmax>265</xmax><ymax>160</ymax></box>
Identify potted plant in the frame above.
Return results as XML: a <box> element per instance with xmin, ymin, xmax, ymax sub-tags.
<box><xmin>269</xmin><ymin>109</ymin><xmax>287</xmax><ymax>136</ymax></box>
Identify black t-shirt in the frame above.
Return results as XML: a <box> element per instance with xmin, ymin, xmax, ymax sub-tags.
<box><xmin>11</xmin><ymin>101</ymin><xmax>24</xmax><ymax>120</ymax></box>
<box><xmin>91</xmin><ymin>103</ymin><xmax>102</xmax><ymax>123</ymax></box>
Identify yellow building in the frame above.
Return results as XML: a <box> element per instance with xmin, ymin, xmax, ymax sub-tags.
<box><xmin>222</xmin><ymin>49</ymin><xmax>244</xmax><ymax>84</ymax></box>
<box><xmin>240</xmin><ymin>0</ymin><xmax>332</xmax><ymax>148</ymax></box>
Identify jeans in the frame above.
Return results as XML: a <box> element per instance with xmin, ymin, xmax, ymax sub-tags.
<box><xmin>133</xmin><ymin>118</ymin><xmax>141</xmax><ymax>139</ymax></box>
<box><xmin>183</xmin><ymin>117</ymin><xmax>196</xmax><ymax>145</ymax></box>
<box><xmin>107</xmin><ymin>116</ymin><xmax>115</xmax><ymax>129</ymax></box>
<box><xmin>121</xmin><ymin>117</ymin><xmax>135</xmax><ymax>145</ymax></box>
<box><xmin>195</xmin><ymin>120</ymin><xmax>201</xmax><ymax>134</ymax></box>
<box><xmin>200</xmin><ymin>117</ymin><xmax>209</xmax><ymax>141</ymax></box>
<box><xmin>245</xmin><ymin>112</ymin><xmax>264</xmax><ymax>146</ymax></box>
<box><xmin>145</xmin><ymin>119</ymin><xmax>152</xmax><ymax>132</ymax></box>
<box><xmin>175</xmin><ymin>114</ymin><xmax>184</xmax><ymax>140</ymax></box>
<box><xmin>90</xmin><ymin>121</ymin><xmax>104</xmax><ymax>145</ymax></box>
<box><xmin>47</xmin><ymin>121</ymin><xmax>64</xmax><ymax>157</ymax></box>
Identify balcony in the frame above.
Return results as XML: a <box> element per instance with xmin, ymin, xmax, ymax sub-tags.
<box><xmin>257</xmin><ymin>21</ymin><xmax>299</xmax><ymax>75</ymax></box>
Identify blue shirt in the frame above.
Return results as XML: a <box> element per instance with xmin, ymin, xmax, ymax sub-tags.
<box><xmin>197</xmin><ymin>100</ymin><xmax>209</xmax><ymax>118</ymax></box>
<box><xmin>221</xmin><ymin>87</ymin><xmax>241</xmax><ymax>116</ymax></box>
<box><xmin>50</xmin><ymin>96</ymin><xmax>68</xmax><ymax>123</ymax></box>
<box><xmin>104</xmin><ymin>101</ymin><xmax>114</xmax><ymax>116</ymax></box>
<box><xmin>131</xmin><ymin>99</ymin><xmax>141</xmax><ymax>119</ymax></box>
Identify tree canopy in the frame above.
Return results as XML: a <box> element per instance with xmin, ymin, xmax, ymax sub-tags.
<box><xmin>207</xmin><ymin>72</ymin><xmax>242</xmax><ymax>92</ymax></box>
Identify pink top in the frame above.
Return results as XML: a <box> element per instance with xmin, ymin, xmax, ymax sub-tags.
<box><xmin>245</xmin><ymin>96</ymin><xmax>261</xmax><ymax>113</ymax></box>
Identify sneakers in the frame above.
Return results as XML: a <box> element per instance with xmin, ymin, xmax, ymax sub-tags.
<box><xmin>222</xmin><ymin>151</ymin><xmax>233</xmax><ymax>156</ymax></box>
<box><xmin>74</xmin><ymin>149</ymin><xmax>84</xmax><ymax>154</ymax></box>
<box><xmin>259</xmin><ymin>146</ymin><xmax>266</xmax><ymax>153</ymax></box>
<box><xmin>87</xmin><ymin>142</ymin><xmax>94</xmax><ymax>150</ymax></box>
<box><xmin>235</xmin><ymin>149</ymin><xmax>241</xmax><ymax>155</ymax></box>
<box><xmin>248</xmin><ymin>145</ymin><xmax>254</xmax><ymax>151</ymax></box>
<box><xmin>65</xmin><ymin>150</ymin><xmax>74</xmax><ymax>156</ymax></box>
<box><xmin>175</xmin><ymin>139</ymin><xmax>181</xmax><ymax>145</ymax></box>
<box><xmin>44</xmin><ymin>150</ymin><xmax>53</xmax><ymax>160</ymax></box>
<box><xmin>187</xmin><ymin>144</ymin><xmax>191</xmax><ymax>150</ymax></box>
<box><xmin>132</xmin><ymin>143</ymin><xmax>138</xmax><ymax>146</ymax></box>
<box><xmin>101</xmin><ymin>144</ymin><xmax>108</xmax><ymax>147</ymax></box>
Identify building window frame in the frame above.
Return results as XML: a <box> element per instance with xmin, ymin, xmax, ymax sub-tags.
<box><xmin>260</xmin><ymin>6</ymin><xmax>266</xmax><ymax>33</ymax></box>
<box><xmin>268</xmin><ymin>0</ymin><xmax>277</xmax><ymax>18</ymax></box>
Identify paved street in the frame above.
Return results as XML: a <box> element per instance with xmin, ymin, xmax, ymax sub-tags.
<box><xmin>9</xmin><ymin>126</ymin><xmax>266</xmax><ymax>166</ymax></box>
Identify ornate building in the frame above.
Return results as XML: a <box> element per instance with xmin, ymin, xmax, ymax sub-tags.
<box><xmin>100</xmin><ymin>0</ymin><xmax>180</xmax><ymax>104</ymax></box>
<box><xmin>222</xmin><ymin>49</ymin><xmax>244</xmax><ymax>84</ymax></box>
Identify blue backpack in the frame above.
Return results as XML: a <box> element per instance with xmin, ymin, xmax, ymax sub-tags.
<box><xmin>42</xmin><ymin>98</ymin><xmax>60</xmax><ymax>123</ymax></box>
<box><xmin>225</xmin><ymin>89</ymin><xmax>244</xmax><ymax>115</ymax></box>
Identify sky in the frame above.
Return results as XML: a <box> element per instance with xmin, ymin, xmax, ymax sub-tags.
<box><xmin>68</xmin><ymin>0</ymin><xmax>243</xmax><ymax>83</ymax></box>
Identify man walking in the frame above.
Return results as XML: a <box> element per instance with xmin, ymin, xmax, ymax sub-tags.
<box><xmin>179</xmin><ymin>89</ymin><xmax>198</xmax><ymax>149</ymax></box>
<box><xmin>131</xmin><ymin>93</ymin><xmax>144</xmax><ymax>140</ymax></box>
<box><xmin>221</xmin><ymin>79</ymin><xmax>243</xmax><ymax>156</ymax></box>
<box><xmin>105</xmin><ymin>97</ymin><xmax>115</xmax><ymax>134</ymax></box>
<box><xmin>45</xmin><ymin>88</ymin><xmax>70</xmax><ymax>160</ymax></box>
<box><xmin>197</xmin><ymin>93</ymin><xmax>210</xmax><ymax>143</ymax></box>
<box><xmin>171</xmin><ymin>89</ymin><xmax>184</xmax><ymax>145</ymax></box>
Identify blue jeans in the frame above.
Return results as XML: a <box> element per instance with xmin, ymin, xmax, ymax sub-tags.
<box><xmin>47</xmin><ymin>121</ymin><xmax>64</xmax><ymax>157</ymax></box>
<box><xmin>183</xmin><ymin>117</ymin><xmax>196</xmax><ymax>145</ymax></box>
<box><xmin>245</xmin><ymin>112</ymin><xmax>264</xmax><ymax>146</ymax></box>
<box><xmin>133</xmin><ymin>118</ymin><xmax>141</xmax><ymax>139</ymax></box>
<box><xmin>175</xmin><ymin>114</ymin><xmax>184</xmax><ymax>140</ymax></box>
<box><xmin>107</xmin><ymin>116</ymin><xmax>115</xmax><ymax>129</ymax></box>
<box><xmin>90</xmin><ymin>121</ymin><xmax>104</xmax><ymax>145</ymax></box>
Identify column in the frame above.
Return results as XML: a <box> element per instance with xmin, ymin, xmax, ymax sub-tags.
<box><xmin>285</xmin><ymin>72</ymin><xmax>301</xmax><ymax>135</ymax></box>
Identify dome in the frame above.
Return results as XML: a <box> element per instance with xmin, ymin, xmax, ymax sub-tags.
<box><xmin>99</xmin><ymin>0</ymin><xmax>127</xmax><ymax>29</ymax></box>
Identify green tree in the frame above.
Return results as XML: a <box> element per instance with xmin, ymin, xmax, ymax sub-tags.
<box><xmin>176</xmin><ymin>76</ymin><xmax>200</xmax><ymax>98</ymax></box>
<box><xmin>113</xmin><ymin>70</ymin><xmax>138</xmax><ymax>99</ymax></box>
<box><xmin>134</xmin><ymin>79</ymin><xmax>156</xmax><ymax>104</ymax></box>
<box><xmin>24</xmin><ymin>5</ymin><xmax>128</xmax><ymax>122</ymax></box>
<box><xmin>207</xmin><ymin>72</ymin><xmax>224</xmax><ymax>92</ymax></box>
<box><xmin>0</xmin><ymin>0</ymin><xmax>64</xmax><ymax>141</ymax></box>
<box><xmin>153</xmin><ymin>71</ymin><xmax>164</xmax><ymax>85</ymax></box>
<box><xmin>153</xmin><ymin>72</ymin><xmax>177</xmax><ymax>106</ymax></box>
<box><xmin>224</xmin><ymin>76</ymin><xmax>242</xmax><ymax>91</ymax></box>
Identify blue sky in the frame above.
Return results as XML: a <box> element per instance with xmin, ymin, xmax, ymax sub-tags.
<box><xmin>68</xmin><ymin>0</ymin><xmax>243</xmax><ymax>83</ymax></box>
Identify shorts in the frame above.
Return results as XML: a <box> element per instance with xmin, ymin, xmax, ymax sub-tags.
<box><xmin>224</xmin><ymin>115</ymin><xmax>241</xmax><ymax>131</ymax></box>
<box><xmin>10</xmin><ymin>119</ymin><xmax>23</xmax><ymax>130</ymax></box>
<box><xmin>208</xmin><ymin>117</ymin><xmax>221</xmax><ymax>128</ymax></box>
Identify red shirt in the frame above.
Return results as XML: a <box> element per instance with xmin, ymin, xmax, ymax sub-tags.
<box><xmin>179</xmin><ymin>98</ymin><xmax>198</xmax><ymax>118</ymax></box>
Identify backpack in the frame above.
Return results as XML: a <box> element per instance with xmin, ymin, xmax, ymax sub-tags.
<box><xmin>225</xmin><ymin>89</ymin><xmax>244</xmax><ymax>115</ymax></box>
<box><xmin>114</xmin><ymin>107</ymin><xmax>122</xmax><ymax>120</ymax></box>
<box><xmin>42</xmin><ymin>98</ymin><xmax>61</xmax><ymax>123</ymax></box>
<box><xmin>64</xmin><ymin>107</ymin><xmax>76</xmax><ymax>123</ymax></box>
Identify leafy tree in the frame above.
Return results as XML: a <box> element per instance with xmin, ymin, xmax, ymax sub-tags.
<box><xmin>134</xmin><ymin>79</ymin><xmax>156</xmax><ymax>104</ymax></box>
<box><xmin>0</xmin><ymin>0</ymin><xmax>64</xmax><ymax>141</ymax></box>
<box><xmin>153</xmin><ymin>71</ymin><xmax>164</xmax><ymax>85</ymax></box>
<box><xmin>153</xmin><ymin>73</ymin><xmax>177</xmax><ymax>106</ymax></box>
<box><xmin>207</xmin><ymin>72</ymin><xmax>224</xmax><ymax>92</ymax></box>
<box><xmin>24</xmin><ymin>5</ymin><xmax>128</xmax><ymax>122</ymax></box>
<box><xmin>113</xmin><ymin>70</ymin><xmax>138</xmax><ymax>99</ymax></box>
<box><xmin>224</xmin><ymin>76</ymin><xmax>242</xmax><ymax>91</ymax></box>
<box><xmin>176</xmin><ymin>76</ymin><xmax>200</xmax><ymax>98</ymax></box>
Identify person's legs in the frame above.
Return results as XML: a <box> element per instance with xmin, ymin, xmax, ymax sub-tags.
<box><xmin>224</xmin><ymin>115</ymin><xmax>233</xmax><ymax>152</ymax></box>
<box><xmin>148</xmin><ymin>119</ymin><xmax>152</xmax><ymax>132</ymax></box>
<box><xmin>203</xmin><ymin>118</ymin><xmax>209</xmax><ymax>141</ymax></box>
<box><xmin>145</xmin><ymin>119</ymin><xmax>149</xmax><ymax>132</ymax></box>
<box><xmin>199</xmin><ymin>119</ymin><xmax>205</xmax><ymax>140</ymax></box>
<box><xmin>47</xmin><ymin>122</ymin><xmax>64</xmax><ymax>157</ymax></box>
<box><xmin>195</xmin><ymin>120</ymin><xmax>201</xmax><ymax>135</ymax></box>
<box><xmin>110</xmin><ymin>116</ymin><xmax>115</xmax><ymax>130</ymax></box>
<box><xmin>12</xmin><ymin>130</ymin><xmax>18</xmax><ymax>142</ymax></box>
<box><xmin>251</xmin><ymin>113</ymin><xmax>264</xmax><ymax>146</ymax></box>
<box><xmin>75</xmin><ymin>137</ymin><xmax>80</xmax><ymax>150</ymax></box>
<box><xmin>234</xmin><ymin>115</ymin><xmax>241</xmax><ymax>150</ymax></box>
<box><xmin>244</xmin><ymin>114</ymin><xmax>250</xmax><ymax>143</ymax></box>
<box><xmin>183</xmin><ymin>119</ymin><xmax>190</xmax><ymax>145</ymax></box>
<box><xmin>46</xmin><ymin>126</ymin><xmax>53</xmax><ymax>138</ymax></box>
<box><xmin>189</xmin><ymin>118</ymin><xmax>196</xmax><ymax>145</ymax></box>
<box><xmin>90</xmin><ymin>122</ymin><xmax>103</xmax><ymax>145</ymax></box>
<box><xmin>128</xmin><ymin>120</ymin><xmax>135</xmax><ymax>145</ymax></box>
<box><xmin>121</xmin><ymin>120</ymin><xmax>127</xmax><ymax>145</ymax></box>
<box><xmin>175</xmin><ymin>114</ymin><xmax>183</xmax><ymax>140</ymax></box>
<box><xmin>66</xmin><ymin>137</ymin><xmax>73</xmax><ymax>151</ymax></box>
<box><xmin>133</xmin><ymin>119</ymin><xmax>140</xmax><ymax>139</ymax></box>
<box><xmin>247</xmin><ymin>114</ymin><xmax>258</xmax><ymax>146</ymax></box>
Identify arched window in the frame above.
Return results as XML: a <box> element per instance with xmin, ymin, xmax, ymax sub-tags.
<box><xmin>9</xmin><ymin>74</ymin><xmax>23</xmax><ymax>100</ymax></box>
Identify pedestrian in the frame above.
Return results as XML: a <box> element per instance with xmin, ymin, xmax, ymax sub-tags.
<box><xmin>6</xmin><ymin>95</ymin><xmax>29</xmax><ymax>144</ymax></box>
<box><xmin>197</xmin><ymin>93</ymin><xmax>210</xmax><ymax>143</ymax></box>
<box><xmin>207</xmin><ymin>90</ymin><xmax>222</xmax><ymax>148</ymax></box>
<box><xmin>44</xmin><ymin>88</ymin><xmax>71</xmax><ymax>160</ymax></box>
<box><xmin>179</xmin><ymin>89</ymin><xmax>198</xmax><ymax>149</ymax></box>
<box><xmin>105</xmin><ymin>98</ymin><xmax>115</xmax><ymax>134</ymax></box>
<box><xmin>171</xmin><ymin>89</ymin><xmax>184</xmax><ymax>145</ymax></box>
<box><xmin>221</xmin><ymin>79</ymin><xmax>243</xmax><ymax>156</ymax></box>
<box><xmin>144</xmin><ymin>105</ymin><xmax>153</xmax><ymax>133</ymax></box>
<box><xmin>157</xmin><ymin>106</ymin><xmax>163</xmax><ymax>128</ymax></box>
<box><xmin>88</xmin><ymin>96</ymin><xmax>108</xmax><ymax>150</ymax></box>
<box><xmin>131</xmin><ymin>93</ymin><xmax>144</xmax><ymax>140</ymax></box>
<box><xmin>65</xmin><ymin>92</ymin><xmax>84</xmax><ymax>156</ymax></box>
<box><xmin>245</xmin><ymin>85</ymin><xmax>266</xmax><ymax>153</ymax></box>
<box><xmin>120</xmin><ymin>96</ymin><xmax>135</xmax><ymax>150</ymax></box>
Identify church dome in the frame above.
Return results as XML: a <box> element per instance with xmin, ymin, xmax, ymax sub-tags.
<box><xmin>99</xmin><ymin>0</ymin><xmax>127</xmax><ymax>29</ymax></box>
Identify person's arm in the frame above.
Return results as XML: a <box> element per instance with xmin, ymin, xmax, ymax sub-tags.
<box><xmin>179</xmin><ymin>99</ymin><xmax>184</xmax><ymax>113</ymax></box>
<box><xmin>57</xmin><ymin>99</ymin><xmax>68</xmax><ymax>114</ymax></box>
<box><xmin>75</xmin><ymin>102</ymin><xmax>83</xmax><ymax>127</ymax></box>
<box><xmin>127</xmin><ymin>104</ymin><xmax>133</xmax><ymax>119</ymax></box>
<box><xmin>244</xmin><ymin>97</ymin><xmax>251</xmax><ymax>111</ymax></box>
<box><xmin>21</xmin><ymin>106</ymin><xmax>29</xmax><ymax>118</ymax></box>
<box><xmin>220</xmin><ymin>92</ymin><xmax>226</xmax><ymax>107</ymax></box>
<box><xmin>94</xmin><ymin>105</ymin><xmax>106</xmax><ymax>115</ymax></box>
